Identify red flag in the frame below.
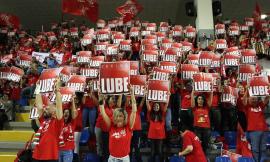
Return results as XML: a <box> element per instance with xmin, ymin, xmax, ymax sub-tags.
<box><xmin>62</xmin><ymin>0</ymin><xmax>98</xmax><ymax>22</ymax></box>
<box><xmin>0</xmin><ymin>13</ymin><xmax>20</xmax><ymax>29</ymax></box>
<box><xmin>253</xmin><ymin>1</ymin><xmax>262</xmax><ymax>31</ymax></box>
<box><xmin>116</xmin><ymin>0</ymin><xmax>143</xmax><ymax>23</ymax></box>
<box><xmin>236</xmin><ymin>123</ymin><xmax>253</xmax><ymax>157</ymax></box>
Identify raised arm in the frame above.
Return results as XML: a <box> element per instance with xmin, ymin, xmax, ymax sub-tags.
<box><xmin>129</xmin><ymin>86</ymin><xmax>137</xmax><ymax>129</ymax></box>
<box><xmin>146</xmin><ymin>100</ymin><xmax>151</xmax><ymax>112</ymax></box>
<box><xmin>207</xmin><ymin>91</ymin><xmax>213</xmax><ymax>108</ymax></box>
<box><xmin>71</xmin><ymin>95</ymin><xmax>78</xmax><ymax>119</ymax></box>
<box><xmin>55</xmin><ymin>78</ymin><xmax>63</xmax><ymax>120</ymax></box>
<box><xmin>34</xmin><ymin>82</ymin><xmax>43</xmax><ymax>117</ymax></box>
<box><xmin>191</xmin><ymin>90</ymin><xmax>195</xmax><ymax>108</ymax></box>
<box><xmin>99</xmin><ymin>94</ymin><xmax>111</xmax><ymax>128</ymax></box>
<box><xmin>242</xmin><ymin>86</ymin><xmax>248</xmax><ymax>106</ymax></box>
<box><xmin>116</xmin><ymin>94</ymin><xmax>123</xmax><ymax>108</ymax></box>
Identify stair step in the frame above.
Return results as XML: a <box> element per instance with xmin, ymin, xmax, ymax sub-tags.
<box><xmin>0</xmin><ymin>142</ymin><xmax>25</xmax><ymax>151</ymax></box>
<box><xmin>0</xmin><ymin>131</ymin><xmax>33</xmax><ymax>142</ymax></box>
<box><xmin>5</xmin><ymin>122</ymin><xmax>32</xmax><ymax>130</ymax></box>
<box><xmin>20</xmin><ymin>106</ymin><xmax>31</xmax><ymax>113</ymax></box>
<box><xmin>0</xmin><ymin>154</ymin><xmax>16</xmax><ymax>162</ymax></box>
<box><xmin>15</xmin><ymin>113</ymin><xmax>30</xmax><ymax>122</ymax></box>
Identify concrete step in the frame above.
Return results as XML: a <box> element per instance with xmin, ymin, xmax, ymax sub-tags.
<box><xmin>0</xmin><ymin>142</ymin><xmax>25</xmax><ymax>152</ymax></box>
<box><xmin>0</xmin><ymin>154</ymin><xmax>17</xmax><ymax>162</ymax></box>
<box><xmin>19</xmin><ymin>106</ymin><xmax>31</xmax><ymax>113</ymax></box>
<box><xmin>15</xmin><ymin>113</ymin><xmax>30</xmax><ymax>122</ymax></box>
<box><xmin>0</xmin><ymin>131</ymin><xmax>33</xmax><ymax>142</ymax></box>
<box><xmin>5</xmin><ymin>122</ymin><xmax>32</xmax><ymax>130</ymax></box>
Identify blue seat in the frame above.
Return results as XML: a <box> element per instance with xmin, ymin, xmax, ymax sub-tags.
<box><xmin>83</xmin><ymin>153</ymin><xmax>100</xmax><ymax>162</ymax></box>
<box><xmin>260</xmin><ymin>156</ymin><xmax>270</xmax><ymax>162</ymax></box>
<box><xmin>237</xmin><ymin>157</ymin><xmax>255</xmax><ymax>162</ymax></box>
<box><xmin>224</xmin><ymin>131</ymin><xmax>237</xmax><ymax>149</ymax></box>
<box><xmin>169</xmin><ymin>155</ymin><xmax>185</xmax><ymax>162</ymax></box>
<box><xmin>215</xmin><ymin>156</ymin><xmax>232</xmax><ymax>162</ymax></box>
<box><xmin>80</xmin><ymin>128</ymin><xmax>90</xmax><ymax>145</ymax></box>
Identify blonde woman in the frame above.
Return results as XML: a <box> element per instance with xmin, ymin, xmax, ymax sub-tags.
<box><xmin>99</xmin><ymin>87</ymin><xmax>137</xmax><ymax>162</ymax></box>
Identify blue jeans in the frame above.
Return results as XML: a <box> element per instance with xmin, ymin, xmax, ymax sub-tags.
<box><xmin>248</xmin><ymin>131</ymin><xmax>268</xmax><ymax>162</ymax></box>
<box><xmin>166</xmin><ymin>108</ymin><xmax>172</xmax><ymax>131</ymax></box>
<box><xmin>59</xmin><ymin>150</ymin><xmax>73</xmax><ymax>162</ymax></box>
<box><xmin>82</xmin><ymin>107</ymin><xmax>97</xmax><ymax>134</ymax></box>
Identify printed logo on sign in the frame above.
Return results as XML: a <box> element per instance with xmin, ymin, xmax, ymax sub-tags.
<box><xmin>189</xmin><ymin>60</ymin><xmax>199</xmax><ymax>65</ymax></box>
<box><xmin>242</xmin><ymin>56</ymin><xmax>256</xmax><ymax>64</ymax></box>
<box><xmin>211</xmin><ymin>61</ymin><xmax>220</xmax><ymax>67</ymax></box>
<box><xmin>160</xmin><ymin>66</ymin><xmax>176</xmax><ymax>73</ymax></box>
<box><xmin>130</xmin><ymin>70</ymin><xmax>138</xmax><ymax>75</ymax></box>
<box><xmin>199</xmin><ymin>59</ymin><xmax>212</xmax><ymax>66</ymax></box>
<box><xmin>147</xmin><ymin>90</ymin><xmax>168</xmax><ymax>101</ymax></box>
<box><xmin>249</xmin><ymin>86</ymin><xmax>269</xmax><ymax>96</ymax></box>
<box><xmin>60</xmin><ymin>74</ymin><xmax>70</xmax><ymax>83</ymax></box>
<box><xmin>133</xmin><ymin>85</ymin><xmax>145</xmax><ymax>96</ymax></box>
<box><xmin>221</xmin><ymin>94</ymin><xmax>236</xmax><ymax>105</ymax></box>
<box><xmin>143</xmin><ymin>54</ymin><xmax>157</xmax><ymax>62</ymax></box>
<box><xmin>8</xmin><ymin>73</ymin><xmax>21</xmax><ymax>82</ymax></box>
<box><xmin>238</xmin><ymin>73</ymin><xmax>253</xmax><ymax>82</ymax></box>
<box><xmin>119</xmin><ymin>44</ymin><xmax>131</xmax><ymax>51</ymax></box>
<box><xmin>67</xmin><ymin>83</ymin><xmax>84</xmax><ymax>92</ymax></box>
<box><xmin>162</xmin><ymin>55</ymin><xmax>177</xmax><ymax>62</ymax></box>
<box><xmin>96</xmin><ymin>44</ymin><xmax>107</xmax><ymax>51</ymax></box>
<box><xmin>19</xmin><ymin>60</ymin><xmax>30</xmax><ymax>67</ymax></box>
<box><xmin>225</xmin><ymin>59</ymin><xmax>238</xmax><ymax>66</ymax></box>
<box><xmin>153</xmin><ymin>71</ymin><xmax>169</xmax><ymax>81</ymax></box>
<box><xmin>51</xmin><ymin>94</ymin><xmax>72</xmax><ymax>102</ymax></box>
<box><xmin>89</xmin><ymin>60</ymin><xmax>102</xmax><ymax>67</ymax></box>
<box><xmin>215</xmin><ymin>29</ymin><xmax>225</xmax><ymax>34</ymax></box>
<box><xmin>182</xmin><ymin>46</ymin><xmax>191</xmax><ymax>52</ymax></box>
<box><xmin>81</xmin><ymin>69</ymin><xmax>99</xmax><ymax>78</ymax></box>
<box><xmin>182</xmin><ymin>71</ymin><xmax>197</xmax><ymax>80</ymax></box>
<box><xmin>77</xmin><ymin>57</ymin><xmax>90</xmax><ymax>63</ymax></box>
<box><xmin>100</xmin><ymin>77</ymin><xmax>129</xmax><ymax>94</ymax></box>
<box><xmin>39</xmin><ymin>78</ymin><xmax>56</xmax><ymax>93</ymax></box>
<box><xmin>194</xmin><ymin>81</ymin><xmax>212</xmax><ymax>91</ymax></box>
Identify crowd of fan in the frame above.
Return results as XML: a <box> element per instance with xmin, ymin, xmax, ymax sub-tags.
<box><xmin>0</xmin><ymin>17</ymin><xmax>270</xmax><ymax>162</ymax></box>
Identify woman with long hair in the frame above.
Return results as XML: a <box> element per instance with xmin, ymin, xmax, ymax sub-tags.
<box><xmin>191</xmin><ymin>90</ymin><xmax>213</xmax><ymax>154</ymax></box>
<box><xmin>99</xmin><ymin>87</ymin><xmax>137</xmax><ymax>162</ymax></box>
<box><xmin>146</xmin><ymin>96</ymin><xmax>169</xmax><ymax>162</ymax></box>
<box><xmin>58</xmin><ymin>95</ymin><xmax>78</xmax><ymax>162</ymax></box>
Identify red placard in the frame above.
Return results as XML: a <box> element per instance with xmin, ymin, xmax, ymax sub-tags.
<box><xmin>181</xmin><ymin>41</ymin><xmax>193</xmax><ymax>52</ymax></box>
<box><xmin>67</xmin><ymin>75</ymin><xmax>86</xmax><ymax>92</ymax></box>
<box><xmin>106</xmin><ymin>44</ymin><xmax>118</xmax><ymax>55</ymax></box>
<box><xmin>187</xmin><ymin>54</ymin><xmax>199</xmax><ymax>65</ymax></box>
<box><xmin>198</xmin><ymin>51</ymin><xmax>214</xmax><ymax>67</ymax></box>
<box><xmin>59</xmin><ymin>66</ymin><xmax>71</xmax><ymax>82</ymax></box>
<box><xmin>216</xmin><ymin>39</ymin><xmax>227</xmax><ymax>49</ymax></box>
<box><xmin>172</xmin><ymin>27</ymin><xmax>182</xmax><ymax>37</ymax></box>
<box><xmin>8</xmin><ymin>66</ymin><xmax>24</xmax><ymax>82</ymax></box>
<box><xmin>77</xmin><ymin>51</ymin><xmax>92</xmax><ymax>64</ymax></box>
<box><xmin>0</xmin><ymin>54</ymin><xmax>13</xmax><ymax>64</ymax></box>
<box><xmin>38</xmin><ymin>68</ymin><xmax>62</xmax><ymax>93</ymax></box>
<box><xmin>89</xmin><ymin>56</ymin><xmax>105</xmax><ymax>68</ymax></box>
<box><xmin>210</xmin><ymin>54</ymin><xmax>221</xmax><ymax>68</ymax></box>
<box><xmin>226</xmin><ymin>46</ymin><xmax>240</xmax><ymax>56</ymax></box>
<box><xmin>81</xmin><ymin>34</ymin><xmax>92</xmax><ymax>46</ymax></box>
<box><xmin>113</xmin><ymin>33</ymin><xmax>125</xmax><ymax>45</ymax></box>
<box><xmin>130</xmin><ymin>61</ymin><xmax>139</xmax><ymax>75</ymax></box>
<box><xmin>181</xmin><ymin>64</ymin><xmax>199</xmax><ymax>80</ymax></box>
<box><xmin>244</xmin><ymin>17</ymin><xmax>254</xmax><ymax>26</ymax></box>
<box><xmin>50</xmin><ymin>87</ymin><xmax>75</xmax><ymax>103</ymax></box>
<box><xmin>19</xmin><ymin>54</ymin><xmax>32</xmax><ymax>67</ymax></box>
<box><xmin>241</xmin><ymin>49</ymin><xmax>256</xmax><ymax>64</ymax></box>
<box><xmin>159</xmin><ymin>61</ymin><xmax>178</xmax><ymax>74</ymax></box>
<box><xmin>95</xmin><ymin>42</ymin><xmax>108</xmax><ymax>51</ymax></box>
<box><xmin>80</xmin><ymin>68</ymin><xmax>99</xmax><ymax>78</ymax></box>
<box><xmin>238</xmin><ymin>64</ymin><xmax>255</xmax><ymax>82</ymax></box>
<box><xmin>130</xmin><ymin>75</ymin><xmax>147</xmax><ymax>96</ymax></box>
<box><xmin>185</xmin><ymin>26</ymin><xmax>196</xmax><ymax>38</ymax></box>
<box><xmin>147</xmin><ymin>79</ymin><xmax>170</xmax><ymax>102</ymax></box>
<box><xmin>223</xmin><ymin>54</ymin><xmax>240</xmax><ymax>66</ymax></box>
<box><xmin>99</xmin><ymin>61</ymin><xmax>130</xmax><ymax>94</ymax></box>
<box><xmin>146</xmin><ymin>23</ymin><xmax>156</xmax><ymax>32</ymax></box>
<box><xmin>211</xmin><ymin>73</ymin><xmax>220</xmax><ymax>90</ymax></box>
<box><xmin>193</xmin><ymin>73</ymin><xmax>213</xmax><ymax>92</ymax></box>
<box><xmin>96</xmin><ymin>29</ymin><xmax>110</xmax><ymax>41</ymax></box>
<box><xmin>129</xmin><ymin>27</ymin><xmax>140</xmax><ymax>37</ymax></box>
<box><xmin>161</xmin><ymin>48</ymin><xmax>178</xmax><ymax>62</ymax></box>
<box><xmin>221</xmin><ymin>86</ymin><xmax>238</xmax><ymax>105</ymax></box>
<box><xmin>215</xmin><ymin>23</ymin><xmax>225</xmax><ymax>34</ymax></box>
<box><xmin>141</xmin><ymin>50</ymin><xmax>158</xmax><ymax>62</ymax></box>
<box><xmin>161</xmin><ymin>38</ymin><xmax>173</xmax><ymax>49</ymax></box>
<box><xmin>152</xmin><ymin>67</ymin><xmax>171</xmax><ymax>81</ymax></box>
<box><xmin>0</xmin><ymin>67</ymin><xmax>10</xmax><ymax>80</ymax></box>
<box><xmin>228</xmin><ymin>25</ymin><xmax>240</xmax><ymax>36</ymax></box>
<box><xmin>248</xmin><ymin>76</ymin><xmax>269</xmax><ymax>97</ymax></box>
<box><xmin>119</xmin><ymin>40</ymin><xmax>132</xmax><ymax>51</ymax></box>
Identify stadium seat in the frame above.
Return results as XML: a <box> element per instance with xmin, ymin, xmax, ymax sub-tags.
<box><xmin>169</xmin><ymin>155</ymin><xmax>185</xmax><ymax>162</ymax></box>
<box><xmin>224</xmin><ymin>131</ymin><xmax>237</xmax><ymax>149</ymax></box>
<box><xmin>237</xmin><ymin>157</ymin><xmax>255</xmax><ymax>162</ymax></box>
<box><xmin>215</xmin><ymin>156</ymin><xmax>232</xmax><ymax>162</ymax></box>
<box><xmin>80</xmin><ymin>128</ymin><xmax>90</xmax><ymax>145</ymax></box>
<box><xmin>260</xmin><ymin>156</ymin><xmax>270</xmax><ymax>162</ymax></box>
<box><xmin>83</xmin><ymin>153</ymin><xmax>100</xmax><ymax>162</ymax></box>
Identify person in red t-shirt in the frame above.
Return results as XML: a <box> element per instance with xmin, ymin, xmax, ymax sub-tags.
<box><xmin>99</xmin><ymin>87</ymin><xmax>137</xmax><ymax>162</ymax></box>
<box><xmin>178</xmin><ymin>128</ymin><xmax>207</xmax><ymax>162</ymax></box>
<box><xmin>191</xmin><ymin>89</ymin><xmax>213</xmax><ymax>154</ymax></box>
<box><xmin>125</xmin><ymin>96</ymin><xmax>145</xmax><ymax>162</ymax></box>
<box><xmin>59</xmin><ymin>96</ymin><xmax>78</xmax><ymax>162</ymax></box>
<box><xmin>146</xmin><ymin>97</ymin><xmax>169</xmax><ymax>162</ymax></box>
<box><xmin>32</xmin><ymin>79</ymin><xmax>63</xmax><ymax>162</ymax></box>
<box><xmin>242</xmin><ymin>87</ymin><xmax>270</xmax><ymax>162</ymax></box>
